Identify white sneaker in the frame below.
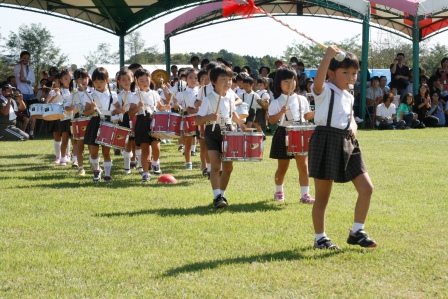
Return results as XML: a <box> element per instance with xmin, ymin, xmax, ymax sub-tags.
<box><xmin>124</xmin><ymin>169</ymin><xmax>131</xmax><ymax>175</ymax></box>
<box><xmin>355</xmin><ymin>117</ymin><xmax>363</xmax><ymax>123</ymax></box>
<box><xmin>60</xmin><ymin>157</ymin><xmax>67</xmax><ymax>166</ymax></box>
<box><xmin>185</xmin><ymin>162</ymin><xmax>193</xmax><ymax>170</ymax></box>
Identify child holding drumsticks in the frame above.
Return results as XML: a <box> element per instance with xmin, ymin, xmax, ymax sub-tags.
<box><xmin>268</xmin><ymin>67</ymin><xmax>315</xmax><ymax>204</ymax></box>
<box><xmin>196</xmin><ymin>65</ymin><xmax>246</xmax><ymax>208</ymax></box>
<box><xmin>309</xmin><ymin>45</ymin><xmax>376</xmax><ymax>250</ymax></box>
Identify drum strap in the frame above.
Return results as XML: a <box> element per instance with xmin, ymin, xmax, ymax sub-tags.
<box><xmin>107</xmin><ymin>83</ymin><xmax>113</xmax><ymax>111</ymax></box>
<box><xmin>326</xmin><ymin>89</ymin><xmax>352</xmax><ymax>130</ymax></box>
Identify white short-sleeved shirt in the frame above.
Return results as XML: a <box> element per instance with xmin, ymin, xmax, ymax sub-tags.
<box><xmin>312</xmin><ymin>82</ymin><xmax>354</xmax><ymax>130</ymax></box>
<box><xmin>197</xmin><ymin>84</ymin><xmax>213</xmax><ymax>100</ymax></box>
<box><xmin>198</xmin><ymin>90</ymin><xmax>237</xmax><ymax>123</ymax></box>
<box><xmin>268</xmin><ymin>93</ymin><xmax>310</xmax><ymax>126</ymax></box>
<box><xmin>89</xmin><ymin>89</ymin><xmax>119</xmax><ymax>115</ymax></box>
<box><xmin>118</xmin><ymin>90</ymin><xmax>137</xmax><ymax>113</ymax></box>
<box><xmin>14</xmin><ymin>64</ymin><xmax>35</xmax><ymax>95</ymax></box>
<box><xmin>366</xmin><ymin>86</ymin><xmax>384</xmax><ymax>107</ymax></box>
<box><xmin>376</xmin><ymin>103</ymin><xmax>397</xmax><ymax>125</ymax></box>
<box><xmin>129</xmin><ymin>90</ymin><xmax>161</xmax><ymax>115</ymax></box>
<box><xmin>49</xmin><ymin>88</ymin><xmax>71</xmax><ymax>105</ymax></box>
<box><xmin>238</xmin><ymin>90</ymin><xmax>261</xmax><ymax>109</ymax></box>
<box><xmin>64</xmin><ymin>90</ymin><xmax>90</xmax><ymax>114</ymax></box>
<box><xmin>257</xmin><ymin>89</ymin><xmax>270</xmax><ymax>101</ymax></box>
<box><xmin>176</xmin><ymin>86</ymin><xmax>198</xmax><ymax>110</ymax></box>
<box><xmin>1</xmin><ymin>96</ymin><xmax>17</xmax><ymax>121</ymax></box>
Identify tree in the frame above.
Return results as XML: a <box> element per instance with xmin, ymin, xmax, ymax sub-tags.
<box><xmin>2</xmin><ymin>23</ymin><xmax>68</xmax><ymax>82</ymax></box>
<box><xmin>83</xmin><ymin>43</ymin><xmax>119</xmax><ymax>70</ymax></box>
<box><xmin>125</xmin><ymin>31</ymin><xmax>145</xmax><ymax>61</ymax></box>
<box><xmin>421</xmin><ymin>42</ymin><xmax>448</xmax><ymax>75</ymax></box>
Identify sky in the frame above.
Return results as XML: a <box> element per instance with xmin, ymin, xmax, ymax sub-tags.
<box><xmin>0</xmin><ymin>5</ymin><xmax>447</xmax><ymax>68</ymax></box>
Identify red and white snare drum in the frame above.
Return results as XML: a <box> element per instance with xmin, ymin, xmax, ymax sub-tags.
<box><xmin>182</xmin><ymin>114</ymin><xmax>197</xmax><ymax>136</ymax></box>
<box><xmin>221</xmin><ymin>131</ymin><xmax>264</xmax><ymax>162</ymax></box>
<box><xmin>96</xmin><ymin>122</ymin><xmax>131</xmax><ymax>150</ymax></box>
<box><xmin>29</xmin><ymin>104</ymin><xmax>44</xmax><ymax>119</ymax></box>
<box><xmin>151</xmin><ymin>112</ymin><xmax>182</xmax><ymax>139</ymax></box>
<box><xmin>71</xmin><ymin>117</ymin><xmax>91</xmax><ymax>140</ymax></box>
<box><xmin>285</xmin><ymin>124</ymin><xmax>316</xmax><ymax>156</ymax></box>
<box><xmin>42</xmin><ymin>103</ymin><xmax>64</xmax><ymax>121</ymax></box>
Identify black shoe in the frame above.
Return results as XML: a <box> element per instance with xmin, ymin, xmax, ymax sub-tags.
<box><xmin>347</xmin><ymin>229</ymin><xmax>377</xmax><ymax>248</ymax></box>
<box><xmin>152</xmin><ymin>164</ymin><xmax>162</xmax><ymax>175</ymax></box>
<box><xmin>191</xmin><ymin>151</ymin><xmax>196</xmax><ymax>156</ymax></box>
<box><xmin>130</xmin><ymin>161</ymin><xmax>137</xmax><ymax>169</ymax></box>
<box><xmin>207</xmin><ymin>172</ymin><xmax>210</xmax><ymax>180</ymax></box>
<box><xmin>114</xmin><ymin>149</ymin><xmax>121</xmax><ymax>155</ymax></box>
<box><xmin>104</xmin><ymin>176</ymin><xmax>112</xmax><ymax>182</ymax></box>
<box><xmin>213</xmin><ymin>195</ymin><xmax>228</xmax><ymax>209</ymax></box>
<box><xmin>29</xmin><ymin>134</ymin><xmax>35</xmax><ymax>140</ymax></box>
<box><xmin>202</xmin><ymin>168</ymin><xmax>208</xmax><ymax>176</ymax></box>
<box><xmin>314</xmin><ymin>237</ymin><xmax>340</xmax><ymax>250</ymax></box>
<box><xmin>219</xmin><ymin>170</ymin><xmax>222</xmax><ymax>177</ymax></box>
<box><xmin>263</xmin><ymin>134</ymin><xmax>266</xmax><ymax>141</ymax></box>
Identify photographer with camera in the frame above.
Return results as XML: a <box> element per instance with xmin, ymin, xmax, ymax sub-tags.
<box><xmin>390</xmin><ymin>53</ymin><xmax>411</xmax><ymax>97</ymax></box>
<box><xmin>0</xmin><ymin>84</ymin><xmax>29</xmax><ymax>141</ymax></box>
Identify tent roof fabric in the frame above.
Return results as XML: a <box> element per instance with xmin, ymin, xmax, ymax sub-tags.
<box><xmin>1</xmin><ymin>0</ymin><xmax>448</xmax><ymax>40</ymax></box>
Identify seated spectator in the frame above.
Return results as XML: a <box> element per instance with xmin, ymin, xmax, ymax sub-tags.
<box><xmin>366</xmin><ymin>76</ymin><xmax>383</xmax><ymax>127</ymax></box>
<box><xmin>397</xmin><ymin>93</ymin><xmax>420</xmax><ymax>129</ymax></box>
<box><xmin>7</xmin><ymin>76</ymin><xmax>17</xmax><ymax>88</ymax></box>
<box><xmin>428</xmin><ymin>74</ymin><xmax>446</xmax><ymax>106</ymax></box>
<box><xmin>375</xmin><ymin>92</ymin><xmax>405</xmax><ymax>130</ymax></box>
<box><xmin>11</xmin><ymin>88</ymin><xmax>36</xmax><ymax>139</ymax></box>
<box><xmin>34</xmin><ymin>78</ymin><xmax>49</xmax><ymax>102</ymax></box>
<box><xmin>379</xmin><ymin>75</ymin><xmax>389</xmax><ymax>94</ymax></box>
<box><xmin>428</xmin><ymin>92</ymin><xmax>446</xmax><ymax>126</ymax></box>
<box><xmin>0</xmin><ymin>84</ymin><xmax>29</xmax><ymax>141</ymax></box>
<box><xmin>414</xmin><ymin>83</ymin><xmax>439</xmax><ymax>127</ymax></box>
<box><xmin>390</xmin><ymin>87</ymin><xmax>401</xmax><ymax>109</ymax></box>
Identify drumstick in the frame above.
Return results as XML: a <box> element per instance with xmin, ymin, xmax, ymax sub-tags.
<box><xmin>211</xmin><ymin>92</ymin><xmax>222</xmax><ymax>131</ymax></box>
<box><xmin>280</xmin><ymin>80</ymin><xmax>294</xmax><ymax>126</ymax></box>
<box><xmin>80</xmin><ymin>84</ymin><xmax>102</xmax><ymax>116</ymax></box>
<box><xmin>223</xmin><ymin>0</ymin><xmax>346</xmax><ymax>61</ymax></box>
<box><xmin>136</xmin><ymin>86</ymin><xmax>146</xmax><ymax>116</ymax></box>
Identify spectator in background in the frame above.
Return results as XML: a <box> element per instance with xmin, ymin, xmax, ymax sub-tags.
<box><xmin>436</xmin><ymin>57</ymin><xmax>448</xmax><ymax>92</ymax></box>
<box><xmin>365</xmin><ymin>76</ymin><xmax>383</xmax><ymax>126</ymax></box>
<box><xmin>428</xmin><ymin>91</ymin><xmax>446</xmax><ymax>126</ymax></box>
<box><xmin>200</xmin><ymin>59</ymin><xmax>210</xmax><ymax>70</ymax></box>
<box><xmin>190</xmin><ymin>56</ymin><xmax>200</xmax><ymax>69</ymax></box>
<box><xmin>414</xmin><ymin>83</ymin><xmax>438</xmax><ymax>127</ymax></box>
<box><xmin>259</xmin><ymin>66</ymin><xmax>270</xmax><ymax>79</ymax></box>
<box><xmin>390</xmin><ymin>53</ymin><xmax>410</xmax><ymax>96</ymax></box>
<box><xmin>6</xmin><ymin>76</ymin><xmax>17</xmax><ymax>88</ymax></box>
<box><xmin>397</xmin><ymin>93</ymin><xmax>420</xmax><ymax>129</ymax></box>
<box><xmin>379</xmin><ymin>75</ymin><xmax>390</xmax><ymax>94</ymax></box>
<box><xmin>14</xmin><ymin>50</ymin><xmax>35</xmax><ymax>106</ymax></box>
<box><xmin>47</xmin><ymin>66</ymin><xmax>59</xmax><ymax>82</ymax></box>
<box><xmin>428</xmin><ymin>75</ymin><xmax>444</xmax><ymax>103</ymax></box>
<box><xmin>40</xmin><ymin>70</ymin><xmax>49</xmax><ymax>80</ymax></box>
<box><xmin>0</xmin><ymin>84</ymin><xmax>29</xmax><ymax>141</ymax></box>
<box><xmin>268</xmin><ymin>59</ymin><xmax>283</xmax><ymax>81</ymax></box>
<box><xmin>375</xmin><ymin>92</ymin><xmax>405</xmax><ymax>130</ymax></box>
<box><xmin>170</xmin><ymin>65</ymin><xmax>178</xmax><ymax>80</ymax></box>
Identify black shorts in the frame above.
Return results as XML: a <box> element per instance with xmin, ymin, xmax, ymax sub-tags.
<box><xmin>253</xmin><ymin>109</ymin><xmax>265</xmax><ymax>124</ymax></box>
<box><xmin>135</xmin><ymin>114</ymin><xmax>159</xmax><ymax>146</ymax></box>
<box><xmin>204</xmin><ymin>124</ymin><xmax>223</xmax><ymax>152</ymax></box>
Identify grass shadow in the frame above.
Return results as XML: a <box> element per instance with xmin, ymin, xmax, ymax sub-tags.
<box><xmin>96</xmin><ymin>201</ymin><xmax>284</xmax><ymax>218</ymax></box>
<box><xmin>160</xmin><ymin>248</ymin><xmax>343</xmax><ymax>277</ymax></box>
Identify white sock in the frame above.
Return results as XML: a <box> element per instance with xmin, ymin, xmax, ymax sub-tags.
<box><xmin>103</xmin><ymin>161</ymin><xmax>112</xmax><ymax>177</ymax></box>
<box><xmin>54</xmin><ymin>141</ymin><xmax>61</xmax><ymax>159</ymax></box>
<box><xmin>315</xmin><ymin>232</ymin><xmax>327</xmax><ymax>241</ymax></box>
<box><xmin>219</xmin><ymin>189</ymin><xmax>225</xmax><ymax>196</ymax></box>
<box><xmin>275</xmin><ymin>184</ymin><xmax>283</xmax><ymax>193</ymax></box>
<box><xmin>72</xmin><ymin>155</ymin><xmax>78</xmax><ymax>163</ymax></box>
<box><xmin>213</xmin><ymin>189</ymin><xmax>221</xmax><ymax>198</ymax></box>
<box><xmin>351</xmin><ymin>222</ymin><xmax>364</xmax><ymax>233</ymax></box>
<box><xmin>123</xmin><ymin>151</ymin><xmax>131</xmax><ymax>170</ymax></box>
<box><xmin>135</xmin><ymin>149</ymin><xmax>142</xmax><ymax>168</ymax></box>
<box><xmin>91</xmin><ymin>157</ymin><xmax>100</xmax><ymax>171</ymax></box>
<box><xmin>191</xmin><ymin>145</ymin><xmax>196</xmax><ymax>152</ymax></box>
<box><xmin>67</xmin><ymin>139</ymin><xmax>71</xmax><ymax>156</ymax></box>
<box><xmin>300</xmin><ymin>186</ymin><xmax>309</xmax><ymax>197</ymax></box>
<box><xmin>152</xmin><ymin>159</ymin><xmax>159</xmax><ymax>166</ymax></box>
<box><xmin>206</xmin><ymin>163</ymin><xmax>211</xmax><ymax>172</ymax></box>
<box><xmin>30</xmin><ymin>130</ymin><xmax>34</xmax><ymax>135</ymax></box>
<box><xmin>220</xmin><ymin>163</ymin><xmax>222</xmax><ymax>171</ymax></box>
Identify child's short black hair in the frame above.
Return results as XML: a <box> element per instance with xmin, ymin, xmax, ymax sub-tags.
<box><xmin>242</xmin><ymin>76</ymin><xmax>254</xmax><ymax>85</ymax></box>
<box><xmin>128</xmin><ymin>63</ymin><xmax>143</xmax><ymax>72</ymax></box>
<box><xmin>401</xmin><ymin>92</ymin><xmax>414</xmax><ymax>105</ymax></box>
<box><xmin>92</xmin><ymin>67</ymin><xmax>109</xmax><ymax>81</ymax></box>
<box><xmin>235</xmin><ymin>73</ymin><xmax>246</xmax><ymax>82</ymax></box>
<box><xmin>328</xmin><ymin>51</ymin><xmax>359</xmax><ymax>72</ymax></box>
<box><xmin>273</xmin><ymin>66</ymin><xmax>297</xmax><ymax>99</ymax></box>
<box><xmin>198</xmin><ymin>69</ymin><xmax>208</xmax><ymax>82</ymax></box>
<box><xmin>134</xmin><ymin>68</ymin><xmax>151</xmax><ymax>80</ymax></box>
<box><xmin>371</xmin><ymin>76</ymin><xmax>380</xmax><ymax>84</ymax></box>
<box><xmin>20</xmin><ymin>50</ymin><xmax>30</xmax><ymax>58</ymax></box>
<box><xmin>200</xmin><ymin>59</ymin><xmax>210</xmax><ymax>69</ymax></box>
<box><xmin>206</xmin><ymin>61</ymin><xmax>222</xmax><ymax>74</ymax></box>
<box><xmin>257</xmin><ymin>77</ymin><xmax>269</xmax><ymax>88</ymax></box>
<box><xmin>190</xmin><ymin>55</ymin><xmax>199</xmax><ymax>63</ymax></box>
<box><xmin>209</xmin><ymin>65</ymin><xmax>233</xmax><ymax>84</ymax></box>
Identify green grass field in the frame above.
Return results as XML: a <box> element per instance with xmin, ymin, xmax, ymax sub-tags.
<box><xmin>1</xmin><ymin>129</ymin><xmax>447</xmax><ymax>298</ymax></box>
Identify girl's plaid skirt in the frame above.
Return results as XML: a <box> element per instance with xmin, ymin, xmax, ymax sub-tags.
<box><xmin>46</xmin><ymin>120</ymin><xmax>60</xmax><ymax>133</ymax></box>
<box><xmin>135</xmin><ymin>114</ymin><xmax>152</xmax><ymax>146</ymax></box>
<box><xmin>269</xmin><ymin>126</ymin><xmax>293</xmax><ymax>160</ymax></box>
<box><xmin>58</xmin><ymin>119</ymin><xmax>72</xmax><ymax>134</ymax></box>
<box><xmin>308</xmin><ymin>126</ymin><xmax>366</xmax><ymax>183</ymax></box>
<box><xmin>84</xmin><ymin>116</ymin><xmax>101</xmax><ymax>146</ymax></box>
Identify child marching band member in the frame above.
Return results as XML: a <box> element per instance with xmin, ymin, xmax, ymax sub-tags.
<box><xmin>196</xmin><ymin>65</ymin><xmax>246</xmax><ymax>208</ymax></box>
<box><xmin>129</xmin><ymin>69</ymin><xmax>169</xmax><ymax>182</ymax></box>
<box><xmin>268</xmin><ymin>67</ymin><xmax>315</xmax><ymax>204</ymax></box>
<box><xmin>256</xmin><ymin>77</ymin><xmax>271</xmax><ymax>135</ymax></box>
<box><xmin>45</xmin><ymin>73</ymin><xmax>66</xmax><ymax>164</ymax></box>
<box><xmin>238</xmin><ymin>75</ymin><xmax>261</xmax><ymax>130</ymax></box>
<box><xmin>196</xmin><ymin>69</ymin><xmax>212</xmax><ymax>177</ymax></box>
<box><xmin>174</xmin><ymin>68</ymin><xmax>199</xmax><ymax>170</ymax></box>
<box><xmin>67</xmin><ymin>68</ymin><xmax>91</xmax><ymax>176</ymax></box>
<box><xmin>309</xmin><ymin>46</ymin><xmax>376</xmax><ymax>250</ymax></box>
<box><xmin>83</xmin><ymin>67</ymin><xmax>121</xmax><ymax>182</ymax></box>
<box><xmin>116</xmin><ymin>67</ymin><xmax>137</xmax><ymax>175</ymax></box>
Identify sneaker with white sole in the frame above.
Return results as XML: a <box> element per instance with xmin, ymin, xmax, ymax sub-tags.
<box><xmin>152</xmin><ymin>164</ymin><xmax>162</xmax><ymax>175</ymax></box>
<box><xmin>93</xmin><ymin>170</ymin><xmax>102</xmax><ymax>182</ymax></box>
<box><xmin>185</xmin><ymin>162</ymin><xmax>193</xmax><ymax>170</ymax></box>
<box><xmin>274</xmin><ymin>191</ymin><xmax>285</xmax><ymax>202</ymax></box>
<box><xmin>59</xmin><ymin>157</ymin><xmax>67</xmax><ymax>166</ymax></box>
<box><xmin>130</xmin><ymin>161</ymin><xmax>137</xmax><ymax>169</ymax></box>
<box><xmin>141</xmin><ymin>173</ymin><xmax>150</xmax><ymax>182</ymax></box>
<box><xmin>54</xmin><ymin>158</ymin><xmax>60</xmax><ymax>164</ymax></box>
<box><xmin>104</xmin><ymin>176</ymin><xmax>112</xmax><ymax>183</ymax></box>
<box><xmin>314</xmin><ymin>236</ymin><xmax>341</xmax><ymax>250</ymax></box>
<box><xmin>124</xmin><ymin>169</ymin><xmax>131</xmax><ymax>175</ymax></box>
<box><xmin>355</xmin><ymin>116</ymin><xmax>363</xmax><ymax>123</ymax></box>
<box><xmin>347</xmin><ymin>229</ymin><xmax>377</xmax><ymax>248</ymax></box>
<box><xmin>77</xmin><ymin>168</ymin><xmax>86</xmax><ymax>176</ymax></box>
<box><xmin>138</xmin><ymin>167</ymin><xmax>144</xmax><ymax>174</ymax></box>
<box><xmin>300</xmin><ymin>193</ymin><xmax>315</xmax><ymax>204</ymax></box>
<box><xmin>72</xmin><ymin>161</ymin><xmax>78</xmax><ymax>168</ymax></box>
